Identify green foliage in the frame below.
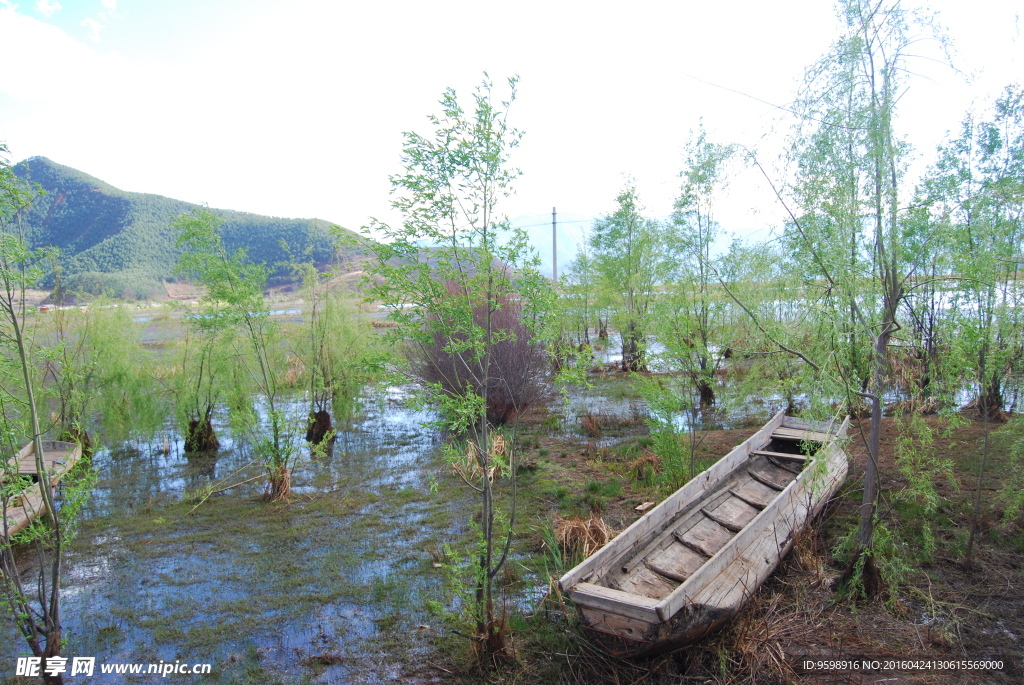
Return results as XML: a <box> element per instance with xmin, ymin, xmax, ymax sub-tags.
<box><xmin>37</xmin><ymin>302</ymin><xmax>163</xmax><ymax>444</ymax></box>
<box><xmin>557</xmin><ymin>245</ymin><xmax>599</xmax><ymax>349</ymax></box>
<box><xmin>893</xmin><ymin>416</ymin><xmax>956</xmax><ymax>561</ymax></box>
<box><xmin>292</xmin><ymin>264</ymin><xmax>383</xmax><ymax>427</ymax></box>
<box><xmin>656</xmin><ymin>127</ymin><xmax>734</xmax><ymax>409</ymax></box>
<box><xmin>833</xmin><ymin>519</ymin><xmax>914</xmax><ymax>610</ymax></box>
<box><xmin>1002</xmin><ymin>417</ymin><xmax>1024</xmax><ymax>521</ymax></box>
<box><xmin>161</xmin><ymin>322</ymin><xmax>235</xmax><ymax>450</ymax></box>
<box><xmin>637</xmin><ymin>375</ymin><xmax>690</xmax><ymax>485</ymax></box>
<box><xmin>52</xmin><ymin>457</ymin><xmax>100</xmax><ymax>543</ymax></box>
<box><xmin>174</xmin><ymin>208</ymin><xmax>295</xmax><ymax>496</ymax></box>
<box><xmin>586</xmin><ymin>184</ymin><xmax>667</xmax><ymax>372</ymax></box>
<box><xmin>923</xmin><ymin>85</ymin><xmax>1024</xmax><ymax>415</ymax></box>
<box><xmin>12</xmin><ymin>156</ymin><xmax>365</xmax><ymax>299</ymax></box>
<box><xmin>0</xmin><ymin>140</ymin><xmax>72</xmax><ymax>665</ymax></box>
<box><xmin>366</xmin><ymin>74</ymin><xmax>547</xmax><ymax>656</ymax></box>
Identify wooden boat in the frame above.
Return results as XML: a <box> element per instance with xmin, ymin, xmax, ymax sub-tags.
<box><xmin>2</xmin><ymin>440</ymin><xmax>83</xmax><ymax>539</ymax></box>
<box><xmin>558</xmin><ymin>410</ymin><xmax>850</xmax><ymax>657</ymax></box>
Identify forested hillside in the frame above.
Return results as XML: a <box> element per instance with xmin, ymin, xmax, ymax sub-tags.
<box><xmin>13</xmin><ymin>157</ymin><xmax>365</xmax><ymax>299</ymax></box>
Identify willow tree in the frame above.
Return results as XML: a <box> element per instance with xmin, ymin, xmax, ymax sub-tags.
<box><xmin>0</xmin><ymin>144</ymin><xmax>67</xmax><ymax>682</ymax></box>
<box><xmin>558</xmin><ymin>246</ymin><xmax>597</xmax><ymax>347</ymax></box>
<box><xmin>774</xmin><ymin>0</ymin><xmax>950</xmax><ymax>595</ymax></box>
<box><xmin>294</xmin><ymin>263</ymin><xmax>378</xmax><ymax>443</ymax></box>
<box><xmin>175</xmin><ymin>209</ymin><xmax>293</xmax><ymax>500</ymax></box>
<box><xmin>165</xmin><ymin>324</ymin><xmax>231</xmax><ymax>453</ymax></box>
<box><xmin>367</xmin><ymin>75</ymin><xmax>548</xmax><ymax>661</ymax></box>
<box><xmin>589</xmin><ymin>184</ymin><xmax>666</xmax><ymax>372</ymax></box>
<box><xmin>39</xmin><ymin>301</ymin><xmax>162</xmax><ymax>454</ymax></box>
<box><xmin>922</xmin><ymin>87</ymin><xmax>1024</xmax><ymax>565</ymax></box>
<box><xmin>664</xmin><ymin>127</ymin><xmax>734</xmax><ymax>408</ymax></box>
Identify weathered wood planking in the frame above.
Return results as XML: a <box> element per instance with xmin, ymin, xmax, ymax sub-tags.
<box><xmin>729</xmin><ymin>478</ymin><xmax>778</xmax><ymax>508</ymax></box>
<box><xmin>6</xmin><ymin>440</ymin><xmax>80</xmax><ymax>481</ymax></box>
<box><xmin>678</xmin><ymin>517</ymin><xmax>733</xmax><ymax>557</ymax></box>
<box><xmin>562</xmin><ymin>413</ymin><xmax>850</xmax><ymax>655</ymax></box>
<box><xmin>647</xmin><ymin>542</ymin><xmax>705</xmax><ymax>582</ymax></box>
<box><xmin>569</xmin><ymin>582</ymin><xmax>661</xmax><ymax>622</ymax></box>
<box><xmin>770</xmin><ymin>427</ymin><xmax>834</xmax><ymax>443</ymax></box>
<box><xmin>750</xmin><ymin>449</ymin><xmax>808</xmax><ymax>462</ymax></box>
<box><xmin>619</xmin><ymin>490</ymin><xmax>732</xmax><ymax>576</ymax></box>
<box><xmin>2</xmin><ymin>489</ymin><xmax>47</xmax><ymax>538</ymax></box>
<box><xmin>703</xmin><ymin>496</ymin><xmax>760</xmax><ymax>532</ymax></box>
<box><xmin>659</xmin><ymin>419</ymin><xmax>843</xmax><ymax>622</ymax></box>
<box><xmin>2</xmin><ymin>440</ymin><xmax>83</xmax><ymax>539</ymax></box>
<box><xmin>559</xmin><ymin>410</ymin><xmax>787</xmax><ymax>594</ymax></box>
<box><xmin>767</xmin><ymin>456</ymin><xmax>803</xmax><ymax>475</ymax></box>
<box><xmin>615</xmin><ymin>566</ymin><xmax>677</xmax><ymax>599</ymax></box>
<box><xmin>748</xmin><ymin>461</ymin><xmax>795</xmax><ymax>490</ymax></box>
<box><xmin>654</xmin><ymin>417</ymin><xmax>848</xmax><ymax>623</ymax></box>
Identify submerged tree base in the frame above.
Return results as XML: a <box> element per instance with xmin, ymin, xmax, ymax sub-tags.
<box><xmin>266</xmin><ymin>466</ymin><xmax>291</xmax><ymax>502</ymax></box>
<box><xmin>60</xmin><ymin>426</ymin><xmax>94</xmax><ymax>458</ymax></box>
<box><xmin>306</xmin><ymin>410</ymin><xmax>333</xmax><ymax>445</ymax></box>
<box><xmin>184</xmin><ymin>416</ymin><xmax>219</xmax><ymax>453</ymax></box>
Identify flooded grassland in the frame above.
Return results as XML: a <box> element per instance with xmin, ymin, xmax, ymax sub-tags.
<box><xmin>3</xmin><ymin>312</ymin><xmax>1022</xmax><ymax>684</ymax></box>
<box><xmin>2</xmin><ymin>390</ymin><xmax>475</xmax><ymax>684</ymax></box>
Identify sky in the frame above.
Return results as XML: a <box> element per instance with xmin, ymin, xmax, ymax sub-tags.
<box><xmin>0</xmin><ymin>0</ymin><xmax>1021</xmax><ymax>256</ymax></box>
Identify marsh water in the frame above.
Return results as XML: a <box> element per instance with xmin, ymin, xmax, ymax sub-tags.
<box><xmin>1</xmin><ymin>389</ymin><xmax>474</xmax><ymax>683</ymax></box>
<box><xmin>1</xmin><ymin>372</ymin><xmax>664</xmax><ymax>683</ymax></box>
<box><xmin>3</xmin><ymin>324</ymin><xmax>979</xmax><ymax>682</ymax></box>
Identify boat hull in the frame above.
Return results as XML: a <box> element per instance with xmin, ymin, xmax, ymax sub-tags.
<box><xmin>577</xmin><ymin>602</ymin><xmax>737</xmax><ymax>658</ymax></box>
<box><xmin>2</xmin><ymin>440</ymin><xmax>84</xmax><ymax>539</ymax></box>
<box><xmin>559</xmin><ymin>412</ymin><xmax>849</xmax><ymax>657</ymax></box>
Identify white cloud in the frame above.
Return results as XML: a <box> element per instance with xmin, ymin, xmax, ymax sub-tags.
<box><xmin>100</xmin><ymin>0</ymin><xmax>116</xmax><ymax>8</ymax></box>
<box><xmin>34</xmin><ymin>0</ymin><xmax>59</xmax><ymax>17</ymax></box>
<box><xmin>81</xmin><ymin>16</ymin><xmax>102</xmax><ymax>40</ymax></box>
<box><xmin>1</xmin><ymin>0</ymin><xmax>1021</xmax><ymax>237</ymax></box>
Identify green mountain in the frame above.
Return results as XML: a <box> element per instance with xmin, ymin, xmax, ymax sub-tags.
<box><xmin>13</xmin><ymin>157</ymin><xmax>365</xmax><ymax>299</ymax></box>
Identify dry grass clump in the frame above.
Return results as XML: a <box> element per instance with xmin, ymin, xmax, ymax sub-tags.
<box><xmin>283</xmin><ymin>353</ymin><xmax>304</xmax><ymax>387</ymax></box>
<box><xmin>450</xmin><ymin>436</ymin><xmax>506</xmax><ymax>484</ymax></box>
<box><xmin>555</xmin><ymin>514</ymin><xmax>615</xmax><ymax>560</ymax></box>
<box><xmin>629</xmin><ymin>450</ymin><xmax>660</xmax><ymax>483</ymax></box>
<box><xmin>580</xmin><ymin>412</ymin><xmax>603</xmax><ymax>438</ymax></box>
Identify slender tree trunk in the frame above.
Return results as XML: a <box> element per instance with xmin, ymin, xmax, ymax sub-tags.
<box><xmin>847</xmin><ymin>317</ymin><xmax>895</xmax><ymax>597</ymax></box>
<box><xmin>9</xmin><ymin>302</ymin><xmax>64</xmax><ymax>669</ymax></box>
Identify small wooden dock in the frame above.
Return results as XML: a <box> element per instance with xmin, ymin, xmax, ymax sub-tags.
<box><xmin>2</xmin><ymin>440</ymin><xmax>83</xmax><ymax>539</ymax></box>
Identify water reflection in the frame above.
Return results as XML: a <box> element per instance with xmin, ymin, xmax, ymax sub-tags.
<box><xmin>1</xmin><ymin>388</ymin><xmax>457</xmax><ymax>683</ymax></box>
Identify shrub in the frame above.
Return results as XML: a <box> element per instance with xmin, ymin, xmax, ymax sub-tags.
<box><xmin>416</xmin><ymin>282</ymin><xmax>548</xmax><ymax>425</ymax></box>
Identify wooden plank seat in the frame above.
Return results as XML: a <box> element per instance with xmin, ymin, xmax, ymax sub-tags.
<box><xmin>770</xmin><ymin>427</ymin><xmax>832</xmax><ymax>443</ymax></box>
<box><xmin>748</xmin><ymin>461</ymin><xmax>797</xmax><ymax>490</ymax></box>
<box><xmin>750</xmin><ymin>449</ymin><xmax>808</xmax><ymax>461</ymax></box>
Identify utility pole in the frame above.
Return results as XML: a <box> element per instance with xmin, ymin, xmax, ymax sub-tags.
<box><xmin>552</xmin><ymin>206</ymin><xmax>557</xmax><ymax>284</ymax></box>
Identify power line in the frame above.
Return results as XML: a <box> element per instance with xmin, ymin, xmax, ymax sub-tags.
<box><xmin>511</xmin><ymin>218</ymin><xmax>596</xmax><ymax>230</ymax></box>
<box><xmin>683</xmin><ymin>72</ymin><xmax>863</xmax><ymax>131</ymax></box>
